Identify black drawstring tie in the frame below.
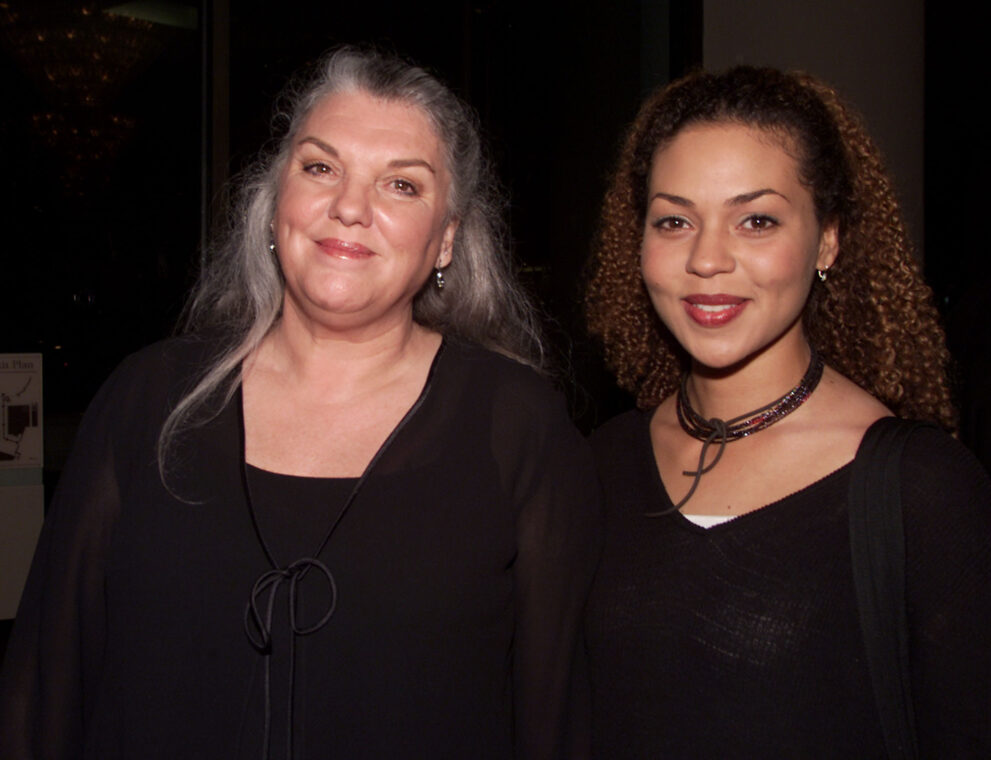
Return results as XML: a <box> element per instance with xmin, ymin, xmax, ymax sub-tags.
<box><xmin>646</xmin><ymin>418</ymin><xmax>729</xmax><ymax>516</ymax></box>
<box><xmin>244</xmin><ymin>558</ymin><xmax>337</xmax><ymax>760</ymax></box>
<box><xmin>235</xmin><ymin>342</ymin><xmax>444</xmax><ymax>759</ymax></box>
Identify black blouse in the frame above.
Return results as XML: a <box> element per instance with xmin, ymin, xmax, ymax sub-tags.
<box><xmin>0</xmin><ymin>336</ymin><xmax>602</xmax><ymax>760</ymax></box>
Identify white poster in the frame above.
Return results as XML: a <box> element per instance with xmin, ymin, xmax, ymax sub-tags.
<box><xmin>1</xmin><ymin>353</ymin><xmax>44</xmax><ymax>618</ymax></box>
<box><xmin>1</xmin><ymin>354</ymin><xmax>43</xmax><ymax>468</ymax></box>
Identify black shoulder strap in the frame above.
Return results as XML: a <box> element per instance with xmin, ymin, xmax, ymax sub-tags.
<box><xmin>848</xmin><ymin>417</ymin><xmax>929</xmax><ymax>759</ymax></box>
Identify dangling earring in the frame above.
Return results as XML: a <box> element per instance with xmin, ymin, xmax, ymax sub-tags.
<box><xmin>817</xmin><ymin>267</ymin><xmax>829</xmax><ymax>282</ymax></box>
<box><xmin>269</xmin><ymin>241</ymin><xmax>277</xmax><ymax>255</ymax></box>
<box><xmin>434</xmin><ymin>268</ymin><xmax>445</xmax><ymax>290</ymax></box>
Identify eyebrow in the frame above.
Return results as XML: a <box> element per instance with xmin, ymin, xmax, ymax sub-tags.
<box><xmin>648</xmin><ymin>188</ymin><xmax>789</xmax><ymax>207</ymax></box>
<box><xmin>649</xmin><ymin>191</ymin><xmax>694</xmax><ymax>207</ymax></box>
<box><xmin>728</xmin><ymin>188</ymin><xmax>789</xmax><ymax>205</ymax></box>
<box><xmin>297</xmin><ymin>136</ymin><xmax>437</xmax><ymax>174</ymax></box>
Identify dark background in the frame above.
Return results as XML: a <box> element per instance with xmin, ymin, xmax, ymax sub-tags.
<box><xmin>0</xmin><ymin>0</ymin><xmax>684</xmax><ymax>656</ymax></box>
<box><xmin>0</xmin><ymin>0</ymin><xmax>686</xmax><ymax>444</ymax></box>
<box><xmin>0</xmin><ymin>0</ymin><xmax>986</xmax><ymax>653</ymax></box>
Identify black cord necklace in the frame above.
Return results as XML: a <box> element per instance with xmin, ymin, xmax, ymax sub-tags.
<box><xmin>647</xmin><ymin>348</ymin><xmax>825</xmax><ymax>516</ymax></box>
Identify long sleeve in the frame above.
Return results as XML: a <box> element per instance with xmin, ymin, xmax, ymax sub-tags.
<box><xmin>901</xmin><ymin>427</ymin><xmax>991</xmax><ymax>755</ymax></box>
<box><xmin>1</xmin><ymin>337</ymin><xmax>603</xmax><ymax>759</ymax></box>
<box><xmin>492</xmin><ymin>371</ymin><xmax>602</xmax><ymax>759</ymax></box>
<box><xmin>0</xmin><ymin>356</ymin><xmax>135</xmax><ymax>760</ymax></box>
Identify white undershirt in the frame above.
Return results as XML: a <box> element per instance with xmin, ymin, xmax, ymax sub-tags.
<box><xmin>681</xmin><ymin>513</ymin><xmax>736</xmax><ymax>529</ymax></box>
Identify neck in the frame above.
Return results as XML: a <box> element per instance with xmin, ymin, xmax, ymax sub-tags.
<box><xmin>686</xmin><ymin>341</ymin><xmax>814</xmax><ymax>422</ymax></box>
<box><xmin>251</xmin><ymin>305</ymin><xmax>436</xmax><ymax>399</ymax></box>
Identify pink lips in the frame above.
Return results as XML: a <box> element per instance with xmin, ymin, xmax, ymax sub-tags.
<box><xmin>682</xmin><ymin>294</ymin><xmax>748</xmax><ymax>327</ymax></box>
<box><xmin>315</xmin><ymin>238</ymin><xmax>374</xmax><ymax>259</ymax></box>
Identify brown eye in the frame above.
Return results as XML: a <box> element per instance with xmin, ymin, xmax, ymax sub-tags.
<box><xmin>742</xmin><ymin>214</ymin><xmax>778</xmax><ymax>231</ymax></box>
<box><xmin>652</xmin><ymin>216</ymin><xmax>691</xmax><ymax>231</ymax></box>
<box><xmin>303</xmin><ymin>162</ymin><xmax>333</xmax><ymax>176</ymax></box>
<box><xmin>390</xmin><ymin>178</ymin><xmax>418</xmax><ymax>196</ymax></box>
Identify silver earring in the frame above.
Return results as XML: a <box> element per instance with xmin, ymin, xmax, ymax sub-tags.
<box><xmin>434</xmin><ymin>268</ymin><xmax>445</xmax><ymax>290</ymax></box>
<box><xmin>817</xmin><ymin>268</ymin><xmax>829</xmax><ymax>282</ymax></box>
<box><xmin>269</xmin><ymin>241</ymin><xmax>277</xmax><ymax>255</ymax></box>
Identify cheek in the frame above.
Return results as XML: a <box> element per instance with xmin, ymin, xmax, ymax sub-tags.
<box><xmin>640</xmin><ymin>243</ymin><xmax>678</xmax><ymax>293</ymax></box>
<box><xmin>379</xmin><ymin>206</ymin><xmax>445</xmax><ymax>254</ymax></box>
<box><xmin>751</xmin><ymin>238</ymin><xmax>819</xmax><ymax>291</ymax></box>
<box><xmin>275</xmin><ymin>176</ymin><xmax>331</xmax><ymax>231</ymax></box>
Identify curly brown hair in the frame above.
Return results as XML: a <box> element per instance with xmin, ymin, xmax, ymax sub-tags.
<box><xmin>586</xmin><ymin>66</ymin><xmax>955</xmax><ymax>429</ymax></box>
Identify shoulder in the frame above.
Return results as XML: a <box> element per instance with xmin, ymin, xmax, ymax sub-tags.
<box><xmin>887</xmin><ymin>420</ymin><xmax>991</xmax><ymax>509</ymax></box>
<box><xmin>860</xmin><ymin>419</ymin><xmax>991</xmax><ymax>562</ymax></box>
<box><xmin>439</xmin><ymin>337</ymin><xmax>563</xmax><ymax>411</ymax></box>
<box><xmin>590</xmin><ymin>408</ymin><xmax>651</xmax><ymax>457</ymax></box>
<box><xmin>83</xmin><ymin>335</ymin><xmax>226</xmax><ymax>430</ymax></box>
<box><xmin>440</xmin><ymin>339</ymin><xmax>593</xmax><ymax>462</ymax></box>
<box><xmin>588</xmin><ymin>408</ymin><xmax>656</xmax><ymax>493</ymax></box>
<box><xmin>855</xmin><ymin>418</ymin><xmax>991</xmax><ymax>492</ymax></box>
<box><xmin>101</xmin><ymin>335</ymin><xmax>219</xmax><ymax>388</ymax></box>
<box><xmin>115</xmin><ymin>334</ymin><xmax>223</xmax><ymax>381</ymax></box>
<box><xmin>440</xmin><ymin>337</ymin><xmax>546</xmax><ymax>383</ymax></box>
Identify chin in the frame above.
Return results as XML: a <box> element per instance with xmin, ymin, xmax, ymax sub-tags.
<box><xmin>674</xmin><ymin>336</ymin><xmax>739</xmax><ymax>370</ymax></box>
<box><xmin>682</xmin><ymin>338</ymin><xmax>766</xmax><ymax>375</ymax></box>
<box><xmin>689</xmin><ymin>356</ymin><xmax>746</xmax><ymax>377</ymax></box>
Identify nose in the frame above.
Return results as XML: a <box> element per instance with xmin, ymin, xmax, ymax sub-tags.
<box><xmin>686</xmin><ymin>226</ymin><xmax>735</xmax><ymax>277</ymax></box>
<box><xmin>328</xmin><ymin>176</ymin><xmax>373</xmax><ymax>227</ymax></box>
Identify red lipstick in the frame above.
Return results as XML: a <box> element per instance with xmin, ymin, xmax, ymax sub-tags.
<box><xmin>682</xmin><ymin>294</ymin><xmax>748</xmax><ymax>327</ymax></box>
<box><xmin>315</xmin><ymin>238</ymin><xmax>374</xmax><ymax>259</ymax></box>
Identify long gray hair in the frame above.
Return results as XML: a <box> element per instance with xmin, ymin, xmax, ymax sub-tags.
<box><xmin>159</xmin><ymin>46</ymin><xmax>545</xmax><ymax>475</ymax></box>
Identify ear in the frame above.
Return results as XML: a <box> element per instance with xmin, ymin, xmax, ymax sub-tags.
<box><xmin>815</xmin><ymin>221</ymin><xmax>839</xmax><ymax>272</ymax></box>
<box><xmin>436</xmin><ymin>220</ymin><xmax>458</xmax><ymax>269</ymax></box>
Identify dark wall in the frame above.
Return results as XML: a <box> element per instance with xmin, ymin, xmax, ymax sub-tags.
<box><xmin>0</xmin><ymin>3</ymin><xmax>202</xmax><ymax>413</ymax></box>
<box><xmin>0</xmin><ymin>0</ymin><xmax>676</xmax><ymax>657</ymax></box>
<box><xmin>219</xmin><ymin>1</ymin><xmax>660</xmax><ymax>426</ymax></box>
<box><xmin>925</xmin><ymin>6</ymin><xmax>991</xmax><ymax>468</ymax></box>
<box><xmin>703</xmin><ymin>0</ymin><xmax>925</xmax><ymax>256</ymax></box>
<box><xmin>701</xmin><ymin>0</ymin><xmax>990</xmax><ymax>466</ymax></box>
<box><xmin>1</xmin><ymin>1</ymin><xmax>682</xmax><ymax>447</ymax></box>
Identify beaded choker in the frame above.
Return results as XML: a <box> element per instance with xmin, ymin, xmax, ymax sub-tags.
<box><xmin>648</xmin><ymin>348</ymin><xmax>825</xmax><ymax>516</ymax></box>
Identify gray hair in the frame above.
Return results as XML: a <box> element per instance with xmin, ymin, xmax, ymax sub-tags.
<box><xmin>159</xmin><ymin>46</ymin><xmax>545</xmax><ymax>477</ymax></box>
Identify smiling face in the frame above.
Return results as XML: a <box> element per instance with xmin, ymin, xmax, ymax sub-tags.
<box><xmin>640</xmin><ymin>122</ymin><xmax>838</xmax><ymax>373</ymax></box>
<box><xmin>272</xmin><ymin>89</ymin><xmax>457</xmax><ymax>336</ymax></box>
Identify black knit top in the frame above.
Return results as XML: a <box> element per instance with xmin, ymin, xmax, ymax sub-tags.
<box><xmin>586</xmin><ymin>409</ymin><xmax>991</xmax><ymax>758</ymax></box>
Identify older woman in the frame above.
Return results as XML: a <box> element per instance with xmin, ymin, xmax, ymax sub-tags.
<box><xmin>584</xmin><ymin>67</ymin><xmax>990</xmax><ymax>757</ymax></box>
<box><xmin>0</xmin><ymin>48</ymin><xmax>600</xmax><ymax>759</ymax></box>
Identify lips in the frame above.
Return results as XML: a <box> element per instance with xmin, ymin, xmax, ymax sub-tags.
<box><xmin>682</xmin><ymin>294</ymin><xmax>748</xmax><ymax>327</ymax></box>
<box><xmin>315</xmin><ymin>238</ymin><xmax>374</xmax><ymax>259</ymax></box>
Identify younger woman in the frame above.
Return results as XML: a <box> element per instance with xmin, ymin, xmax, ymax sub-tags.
<box><xmin>585</xmin><ymin>67</ymin><xmax>990</xmax><ymax>757</ymax></box>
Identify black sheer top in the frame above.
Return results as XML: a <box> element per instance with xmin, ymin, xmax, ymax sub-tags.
<box><xmin>0</xmin><ymin>336</ymin><xmax>602</xmax><ymax>760</ymax></box>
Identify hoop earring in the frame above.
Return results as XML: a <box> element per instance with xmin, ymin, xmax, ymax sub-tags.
<box><xmin>434</xmin><ymin>268</ymin><xmax>445</xmax><ymax>290</ymax></box>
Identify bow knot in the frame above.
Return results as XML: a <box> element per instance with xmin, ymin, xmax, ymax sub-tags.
<box><xmin>245</xmin><ymin>557</ymin><xmax>338</xmax><ymax>653</ymax></box>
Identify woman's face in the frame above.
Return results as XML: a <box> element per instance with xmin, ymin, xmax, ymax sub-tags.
<box><xmin>640</xmin><ymin>122</ymin><xmax>837</xmax><ymax>372</ymax></box>
<box><xmin>273</xmin><ymin>89</ymin><xmax>456</xmax><ymax>334</ymax></box>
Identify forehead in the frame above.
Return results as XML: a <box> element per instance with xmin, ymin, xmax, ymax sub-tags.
<box><xmin>649</xmin><ymin>122</ymin><xmax>803</xmax><ymax>190</ymax></box>
<box><xmin>297</xmin><ymin>89</ymin><xmax>445</xmax><ymax>165</ymax></box>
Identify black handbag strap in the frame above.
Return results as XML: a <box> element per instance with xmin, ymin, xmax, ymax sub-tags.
<box><xmin>848</xmin><ymin>417</ymin><xmax>929</xmax><ymax>759</ymax></box>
